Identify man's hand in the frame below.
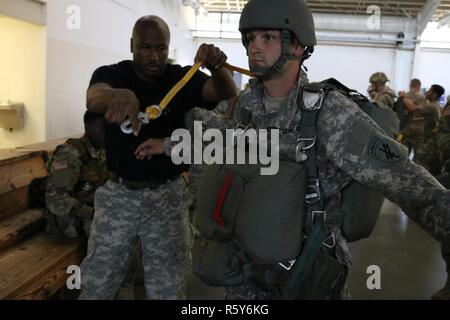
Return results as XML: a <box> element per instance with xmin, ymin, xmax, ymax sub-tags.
<box><xmin>398</xmin><ymin>91</ymin><xmax>406</xmax><ymax>99</ymax></box>
<box><xmin>195</xmin><ymin>43</ymin><xmax>228</xmax><ymax>72</ymax></box>
<box><xmin>135</xmin><ymin>138</ymin><xmax>165</xmax><ymax>160</ymax></box>
<box><xmin>195</xmin><ymin>44</ymin><xmax>236</xmax><ymax>102</ymax></box>
<box><xmin>105</xmin><ymin>89</ymin><xmax>141</xmax><ymax>136</ymax></box>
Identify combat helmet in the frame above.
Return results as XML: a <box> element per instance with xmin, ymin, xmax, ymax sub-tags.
<box><xmin>369</xmin><ymin>72</ymin><xmax>389</xmax><ymax>84</ymax></box>
<box><xmin>239</xmin><ymin>0</ymin><xmax>317</xmax><ymax>80</ymax></box>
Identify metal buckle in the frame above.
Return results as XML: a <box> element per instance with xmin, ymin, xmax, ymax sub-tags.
<box><xmin>278</xmin><ymin>259</ymin><xmax>297</xmax><ymax>271</ymax></box>
<box><xmin>120</xmin><ymin>112</ymin><xmax>150</xmax><ymax>134</ymax></box>
<box><xmin>305</xmin><ymin>179</ymin><xmax>321</xmax><ymax>205</ymax></box>
<box><xmin>295</xmin><ymin>137</ymin><xmax>316</xmax><ymax>162</ymax></box>
<box><xmin>297</xmin><ymin>137</ymin><xmax>316</xmax><ymax>151</ymax></box>
<box><xmin>303</xmin><ymin>88</ymin><xmax>325</xmax><ymax>111</ymax></box>
<box><xmin>236</xmin><ymin>122</ymin><xmax>252</xmax><ymax>131</ymax></box>
<box><xmin>310</xmin><ymin>210</ymin><xmax>326</xmax><ymax>228</ymax></box>
<box><xmin>233</xmin><ymin>122</ymin><xmax>252</xmax><ymax>144</ymax></box>
<box><xmin>322</xmin><ymin>233</ymin><xmax>336</xmax><ymax>249</ymax></box>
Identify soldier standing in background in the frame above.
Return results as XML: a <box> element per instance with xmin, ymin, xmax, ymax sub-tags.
<box><xmin>369</xmin><ymin>72</ymin><xmax>397</xmax><ymax>109</ymax></box>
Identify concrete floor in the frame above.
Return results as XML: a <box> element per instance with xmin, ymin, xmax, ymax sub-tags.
<box><xmin>185</xmin><ymin>200</ymin><xmax>446</xmax><ymax>300</ymax></box>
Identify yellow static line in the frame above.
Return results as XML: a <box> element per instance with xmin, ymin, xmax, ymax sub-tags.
<box><xmin>144</xmin><ymin>62</ymin><xmax>252</xmax><ymax>120</ymax></box>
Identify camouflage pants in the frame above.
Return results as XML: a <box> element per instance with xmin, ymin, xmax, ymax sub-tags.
<box><xmin>79</xmin><ymin>178</ymin><xmax>191</xmax><ymax>300</ymax></box>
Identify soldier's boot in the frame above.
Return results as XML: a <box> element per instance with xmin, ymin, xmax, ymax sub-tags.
<box><xmin>431</xmin><ymin>244</ymin><xmax>450</xmax><ymax>300</ymax></box>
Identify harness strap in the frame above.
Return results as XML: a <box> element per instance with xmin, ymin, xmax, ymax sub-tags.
<box><xmin>283</xmin><ymin>214</ymin><xmax>330</xmax><ymax>299</ymax></box>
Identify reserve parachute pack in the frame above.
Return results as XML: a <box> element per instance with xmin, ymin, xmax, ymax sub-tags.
<box><xmin>193</xmin><ymin>78</ymin><xmax>399</xmax><ymax>298</ymax></box>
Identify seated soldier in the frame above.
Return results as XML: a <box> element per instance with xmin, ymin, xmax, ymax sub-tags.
<box><xmin>44</xmin><ymin>111</ymin><xmax>106</xmax><ymax>238</ymax></box>
<box><xmin>44</xmin><ymin>111</ymin><xmax>140</xmax><ymax>299</ymax></box>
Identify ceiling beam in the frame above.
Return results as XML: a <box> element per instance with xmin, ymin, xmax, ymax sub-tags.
<box><xmin>417</xmin><ymin>0</ymin><xmax>442</xmax><ymax>35</ymax></box>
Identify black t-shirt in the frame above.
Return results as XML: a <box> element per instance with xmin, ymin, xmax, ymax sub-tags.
<box><xmin>89</xmin><ymin>60</ymin><xmax>216</xmax><ymax>181</ymax></box>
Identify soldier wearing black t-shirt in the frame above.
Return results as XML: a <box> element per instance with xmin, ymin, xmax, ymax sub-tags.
<box><xmin>79</xmin><ymin>15</ymin><xmax>236</xmax><ymax>300</ymax></box>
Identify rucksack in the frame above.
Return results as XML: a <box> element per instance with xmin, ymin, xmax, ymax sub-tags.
<box><xmin>320</xmin><ymin>78</ymin><xmax>399</xmax><ymax>242</ymax></box>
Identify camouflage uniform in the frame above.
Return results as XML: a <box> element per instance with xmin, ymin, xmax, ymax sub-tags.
<box><xmin>369</xmin><ymin>72</ymin><xmax>396</xmax><ymax>110</ymax></box>
<box><xmin>399</xmin><ymin>91</ymin><xmax>426</xmax><ymax>128</ymax></box>
<box><xmin>406</xmin><ymin>91</ymin><xmax>426</xmax><ymax>106</ymax></box>
<box><xmin>372</xmin><ymin>86</ymin><xmax>397</xmax><ymax>110</ymax></box>
<box><xmin>46</xmin><ymin>136</ymin><xmax>141</xmax><ymax>299</ymax></box>
<box><xmin>437</xmin><ymin>127</ymin><xmax>450</xmax><ymax>188</ymax></box>
<box><xmin>203</xmin><ymin>71</ymin><xmax>450</xmax><ymax>299</ymax></box>
<box><xmin>400</xmin><ymin>101</ymin><xmax>442</xmax><ymax>176</ymax></box>
<box><xmin>79</xmin><ymin>177</ymin><xmax>191</xmax><ymax>300</ymax></box>
<box><xmin>401</xmin><ymin>132</ymin><xmax>441</xmax><ymax>176</ymax></box>
<box><xmin>433</xmin><ymin>115</ymin><xmax>450</xmax><ymax>299</ymax></box>
<box><xmin>45</xmin><ymin>135</ymin><xmax>107</xmax><ymax>238</ymax></box>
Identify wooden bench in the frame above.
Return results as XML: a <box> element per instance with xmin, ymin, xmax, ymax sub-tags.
<box><xmin>0</xmin><ymin>137</ymin><xmax>85</xmax><ymax>300</ymax></box>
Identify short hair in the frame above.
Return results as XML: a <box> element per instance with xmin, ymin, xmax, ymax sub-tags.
<box><xmin>410</xmin><ymin>79</ymin><xmax>421</xmax><ymax>87</ymax></box>
<box><xmin>431</xmin><ymin>84</ymin><xmax>445</xmax><ymax>98</ymax></box>
<box><xmin>83</xmin><ymin>111</ymin><xmax>104</xmax><ymax>125</ymax></box>
<box><xmin>132</xmin><ymin>15</ymin><xmax>170</xmax><ymax>42</ymax></box>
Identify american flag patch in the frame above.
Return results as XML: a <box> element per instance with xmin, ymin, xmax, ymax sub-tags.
<box><xmin>53</xmin><ymin>160</ymin><xmax>68</xmax><ymax>170</ymax></box>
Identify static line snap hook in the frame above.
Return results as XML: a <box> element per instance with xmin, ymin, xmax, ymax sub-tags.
<box><xmin>120</xmin><ymin>62</ymin><xmax>253</xmax><ymax>134</ymax></box>
<box><xmin>120</xmin><ymin>112</ymin><xmax>150</xmax><ymax>135</ymax></box>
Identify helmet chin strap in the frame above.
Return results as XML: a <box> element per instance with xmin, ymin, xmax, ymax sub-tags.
<box><xmin>249</xmin><ymin>30</ymin><xmax>301</xmax><ymax>81</ymax></box>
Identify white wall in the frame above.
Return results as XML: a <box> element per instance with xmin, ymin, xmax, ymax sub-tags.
<box><xmin>0</xmin><ymin>16</ymin><xmax>46</xmax><ymax>149</ymax></box>
<box><xmin>196</xmin><ymin>37</ymin><xmax>402</xmax><ymax>95</ymax></box>
<box><xmin>3</xmin><ymin>2</ymin><xmax>450</xmax><ymax>147</ymax></box>
<box><xmin>45</xmin><ymin>0</ymin><xmax>199</xmax><ymax>140</ymax></box>
<box><xmin>414</xmin><ymin>47</ymin><xmax>450</xmax><ymax>97</ymax></box>
<box><xmin>0</xmin><ymin>0</ymin><xmax>46</xmax><ymax>25</ymax></box>
<box><xmin>193</xmin><ymin>12</ymin><xmax>450</xmax><ymax>97</ymax></box>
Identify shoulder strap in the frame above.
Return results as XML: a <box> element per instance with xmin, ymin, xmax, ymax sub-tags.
<box><xmin>297</xmin><ymin>83</ymin><xmax>335</xmax><ymax>241</ymax></box>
